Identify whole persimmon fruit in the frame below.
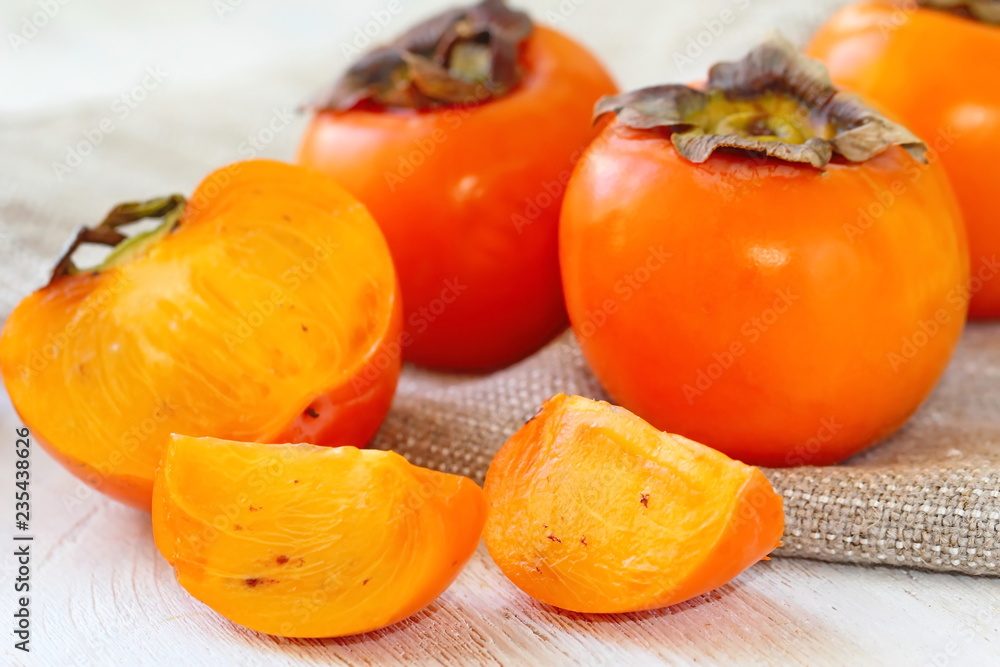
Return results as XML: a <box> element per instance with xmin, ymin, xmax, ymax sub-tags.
<box><xmin>154</xmin><ymin>436</ymin><xmax>485</xmax><ymax>637</ymax></box>
<box><xmin>0</xmin><ymin>160</ymin><xmax>401</xmax><ymax>509</ymax></box>
<box><xmin>808</xmin><ymin>0</ymin><xmax>1000</xmax><ymax>317</ymax></box>
<box><xmin>484</xmin><ymin>394</ymin><xmax>783</xmax><ymax>614</ymax></box>
<box><xmin>560</xmin><ymin>37</ymin><xmax>968</xmax><ymax>467</ymax></box>
<box><xmin>298</xmin><ymin>0</ymin><xmax>616</xmax><ymax>371</ymax></box>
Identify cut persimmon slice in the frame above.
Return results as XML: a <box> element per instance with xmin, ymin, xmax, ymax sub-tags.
<box><xmin>153</xmin><ymin>435</ymin><xmax>485</xmax><ymax>637</ymax></box>
<box><xmin>483</xmin><ymin>394</ymin><xmax>784</xmax><ymax>614</ymax></box>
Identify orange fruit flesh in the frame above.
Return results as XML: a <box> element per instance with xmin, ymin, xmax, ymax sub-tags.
<box><xmin>484</xmin><ymin>394</ymin><xmax>784</xmax><ymax>614</ymax></box>
<box><xmin>0</xmin><ymin>160</ymin><xmax>401</xmax><ymax>510</ymax></box>
<box><xmin>153</xmin><ymin>435</ymin><xmax>485</xmax><ymax>638</ymax></box>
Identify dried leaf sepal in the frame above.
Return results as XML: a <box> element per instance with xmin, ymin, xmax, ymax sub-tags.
<box><xmin>309</xmin><ymin>0</ymin><xmax>533</xmax><ymax>112</ymax></box>
<box><xmin>919</xmin><ymin>0</ymin><xmax>1000</xmax><ymax>24</ymax></box>
<box><xmin>594</xmin><ymin>35</ymin><xmax>927</xmax><ymax>168</ymax></box>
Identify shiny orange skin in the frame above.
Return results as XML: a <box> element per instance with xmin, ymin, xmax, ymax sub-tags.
<box><xmin>560</xmin><ymin>122</ymin><xmax>969</xmax><ymax>467</ymax></box>
<box><xmin>298</xmin><ymin>26</ymin><xmax>617</xmax><ymax>370</ymax></box>
<box><xmin>808</xmin><ymin>1</ymin><xmax>1000</xmax><ymax>317</ymax></box>
<box><xmin>0</xmin><ymin>160</ymin><xmax>401</xmax><ymax>509</ymax></box>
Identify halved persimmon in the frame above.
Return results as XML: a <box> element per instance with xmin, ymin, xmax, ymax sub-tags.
<box><xmin>0</xmin><ymin>160</ymin><xmax>401</xmax><ymax>510</ymax></box>
<box><xmin>153</xmin><ymin>435</ymin><xmax>486</xmax><ymax>638</ymax></box>
<box><xmin>484</xmin><ymin>394</ymin><xmax>783</xmax><ymax>614</ymax></box>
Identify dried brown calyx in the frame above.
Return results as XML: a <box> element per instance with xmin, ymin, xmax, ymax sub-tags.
<box><xmin>918</xmin><ymin>0</ymin><xmax>1000</xmax><ymax>24</ymax></box>
<box><xmin>309</xmin><ymin>0</ymin><xmax>533</xmax><ymax>112</ymax></box>
<box><xmin>49</xmin><ymin>195</ymin><xmax>185</xmax><ymax>286</ymax></box>
<box><xmin>594</xmin><ymin>35</ymin><xmax>927</xmax><ymax>168</ymax></box>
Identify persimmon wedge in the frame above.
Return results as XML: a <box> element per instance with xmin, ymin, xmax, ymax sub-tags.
<box><xmin>153</xmin><ymin>436</ymin><xmax>486</xmax><ymax>638</ymax></box>
<box><xmin>484</xmin><ymin>394</ymin><xmax>784</xmax><ymax>614</ymax></box>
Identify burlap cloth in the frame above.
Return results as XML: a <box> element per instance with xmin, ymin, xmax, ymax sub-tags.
<box><xmin>378</xmin><ymin>327</ymin><xmax>1000</xmax><ymax>577</ymax></box>
<box><xmin>1</xmin><ymin>0</ymin><xmax>997</xmax><ymax>578</ymax></box>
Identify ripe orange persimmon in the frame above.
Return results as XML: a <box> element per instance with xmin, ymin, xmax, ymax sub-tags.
<box><xmin>808</xmin><ymin>0</ymin><xmax>1000</xmax><ymax>317</ymax></box>
<box><xmin>298</xmin><ymin>0</ymin><xmax>616</xmax><ymax>370</ymax></box>
<box><xmin>153</xmin><ymin>436</ymin><xmax>485</xmax><ymax>637</ymax></box>
<box><xmin>560</xmin><ymin>38</ymin><xmax>969</xmax><ymax>467</ymax></box>
<box><xmin>484</xmin><ymin>394</ymin><xmax>783</xmax><ymax>614</ymax></box>
<box><xmin>0</xmin><ymin>160</ymin><xmax>401</xmax><ymax>510</ymax></box>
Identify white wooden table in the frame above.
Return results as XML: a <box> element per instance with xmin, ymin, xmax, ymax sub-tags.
<box><xmin>2</xmin><ymin>0</ymin><xmax>999</xmax><ymax>664</ymax></box>
<box><xmin>3</xmin><ymin>386</ymin><xmax>999</xmax><ymax>665</ymax></box>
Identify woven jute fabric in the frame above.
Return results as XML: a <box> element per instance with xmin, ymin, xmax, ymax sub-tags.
<box><xmin>376</xmin><ymin>328</ymin><xmax>1000</xmax><ymax>576</ymax></box>
<box><xmin>2</xmin><ymin>0</ymin><xmax>997</xmax><ymax>578</ymax></box>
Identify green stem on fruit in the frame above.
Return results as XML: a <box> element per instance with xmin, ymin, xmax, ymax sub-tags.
<box><xmin>49</xmin><ymin>195</ymin><xmax>185</xmax><ymax>285</ymax></box>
